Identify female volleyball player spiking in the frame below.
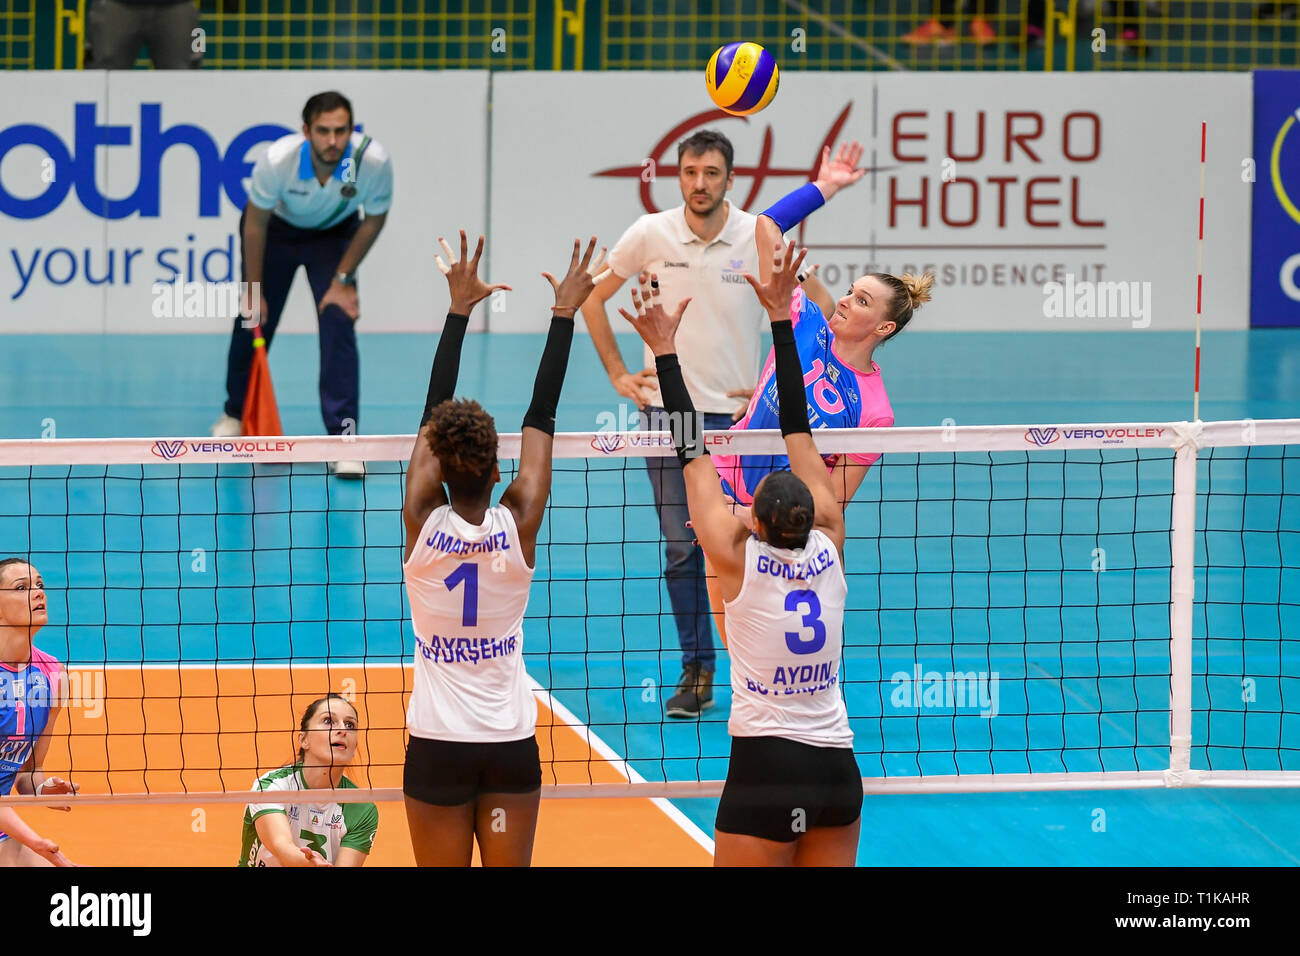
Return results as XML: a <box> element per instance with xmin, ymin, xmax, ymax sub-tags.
<box><xmin>622</xmin><ymin>242</ymin><xmax>861</xmax><ymax>867</ymax></box>
<box><xmin>401</xmin><ymin>230</ymin><xmax>607</xmax><ymax>867</ymax></box>
<box><xmin>703</xmin><ymin>141</ymin><xmax>932</xmax><ymax>643</ymax></box>
<box><xmin>712</xmin><ymin>140</ymin><xmax>933</xmax><ymax>515</ymax></box>
<box><xmin>0</xmin><ymin>558</ymin><xmax>79</xmax><ymax>868</ymax></box>
<box><xmin>238</xmin><ymin>693</ymin><xmax>377</xmax><ymax>867</ymax></box>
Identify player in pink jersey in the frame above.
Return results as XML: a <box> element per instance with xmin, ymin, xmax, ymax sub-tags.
<box><xmin>713</xmin><ymin>141</ymin><xmax>933</xmax><ymax>513</ymax></box>
<box><xmin>0</xmin><ymin>559</ymin><xmax>79</xmax><ymax>867</ymax></box>
<box><xmin>705</xmin><ymin>143</ymin><xmax>934</xmax><ymax>642</ymax></box>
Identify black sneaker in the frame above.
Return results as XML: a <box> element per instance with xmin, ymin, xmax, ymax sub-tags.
<box><xmin>666</xmin><ymin>664</ymin><xmax>715</xmax><ymax>718</ymax></box>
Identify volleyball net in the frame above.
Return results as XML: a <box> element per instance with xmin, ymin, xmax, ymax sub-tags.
<box><xmin>1</xmin><ymin>419</ymin><xmax>1298</xmax><ymax>809</ymax></box>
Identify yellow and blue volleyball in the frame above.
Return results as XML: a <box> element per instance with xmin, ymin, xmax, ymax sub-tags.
<box><xmin>705</xmin><ymin>42</ymin><xmax>779</xmax><ymax>116</ymax></box>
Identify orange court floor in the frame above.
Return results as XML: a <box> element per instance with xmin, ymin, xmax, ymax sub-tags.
<box><xmin>25</xmin><ymin>666</ymin><xmax>714</xmax><ymax>867</ymax></box>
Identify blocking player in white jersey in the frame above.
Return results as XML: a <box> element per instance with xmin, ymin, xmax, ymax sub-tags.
<box><xmin>238</xmin><ymin>693</ymin><xmax>377</xmax><ymax>867</ymax></box>
<box><xmin>401</xmin><ymin>232</ymin><xmax>607</xmax><ymax>867</ymax></box>
<box><xmin>622</xmin><ymin>242</ymin><xmax>861</xmax><ymax>867</ymax></box>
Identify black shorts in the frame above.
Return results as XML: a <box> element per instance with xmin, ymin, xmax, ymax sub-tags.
<box><xmin>715</xmin><ymin>736</ymin><xmax>862</xmax><ymax>843</ymax></box>
<box><xmin>403</xmin><ymin>734</ymin><xmax>542</xmax><ymax>807</ymax></box>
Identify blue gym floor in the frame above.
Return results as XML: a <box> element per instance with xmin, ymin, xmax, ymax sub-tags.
<box><xmin>2</xmin><ymin>328</ymin><xmax>1298</xmax><ymax>865</ymax></box>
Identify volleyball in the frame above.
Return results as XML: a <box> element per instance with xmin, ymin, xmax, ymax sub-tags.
<box><xmin>705</xmin><ymin>42</ymin><xmax>779</xmax><ymax>116</ymax></box>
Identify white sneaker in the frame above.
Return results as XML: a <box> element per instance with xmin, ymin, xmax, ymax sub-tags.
<box><xmin>211</xmin><ymin>413</ymin><xmax>242</xmax><ymax>437</ymax></box>
<box><xmin>328</xmin><ymin>460</ymin><xmax>367</xmax><ymax>478</ymax></box>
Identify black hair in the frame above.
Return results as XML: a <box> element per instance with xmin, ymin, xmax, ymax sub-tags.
<box><xmin>302</xmin><ymin>91</ymin><xmax>353</xmax><ymax>129</ymax></box>
<box><xmin>296</xmin><ymin>693</ymin><xmax>356</xmax><ymax>764</ymax></box>
<box><xmin>753</xmin><ymin>471</ymin><xmax>815</xmax><ymax>550</ymax></box>
<box><xmin>677</xmin><ymin>130</ymin><xmax>734</xmax><ymax>175</ymax></box>
<box><xmin>427</xmin><ymin>399</ymin><xmax>499</xmax><ymax>502</ymax></box>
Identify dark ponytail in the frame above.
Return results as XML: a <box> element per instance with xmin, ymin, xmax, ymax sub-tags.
<box><xmin>753</xmin><ymin>470</ymin><xmax>815</xmax><ymax>550</ymax></box>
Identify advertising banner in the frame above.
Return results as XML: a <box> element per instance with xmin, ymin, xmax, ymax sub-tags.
<box><xmin>490</xmin><ymin>72</ymin><xmax>1252</xmax><ymax>333</ymax></box>
<box><xmin>1251</xmin><ymin>70</ymin><xmax>1300</xmax><ymax>327</ymax></box>
<box><xmin>0</xmin><ymin>71</ymin><xmax>489</xmax><ymax>333</ymax></box>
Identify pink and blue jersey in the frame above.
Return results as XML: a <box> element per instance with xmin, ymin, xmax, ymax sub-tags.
<box><xmin>713</xmin><ymin>287</ymin><xmax>894</xmax><ymax>505</ymax></box>
<box><xmin>0</xmin><ymin>648</ymin><xmax>62</xmax><ymax>796</ymax></box>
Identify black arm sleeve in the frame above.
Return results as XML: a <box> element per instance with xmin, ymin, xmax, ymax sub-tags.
<box><xmin>653</xmin><ymin>354</ymin><xmax>704</xmax><ymax>469</ymax></box>
<box><xmin>420</xmin><ymin>313</ymin><xmax>470</xmax><ymax>428</ymax></box>
<box><xmin>771</xmin><ymin>320</ymin><xmax>811</xmax><ymax>437</ymax></box>
<box><xmin>520</xmin><ymin>315</ymin><xmax>576</xmax><ymax>436</ymax></box>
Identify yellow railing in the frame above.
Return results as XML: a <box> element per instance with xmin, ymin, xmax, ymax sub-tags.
<box><xmin>1092</xmin><ymin>0</ymin><xmax>1300</xmax><ymax>71</ymax></box>
<box><xmin>0</xmin><ymin>0</ymin><xmax>37</xmax><ymax>70</ymax></box>
<box><xmin>554</xmin><ymin>0</ymin><xmax>586</xmax><ymax>69</ymax></box>
<box><xmin>27</xmin><ymin>0</ymin><xmax>1300</xmax><ymax>72</ymax></box>
<box><xmin>56</xmin><ymin>0</ymin><xmax>536</xmax><ymax>70</ymax></box>
<box><xmin>597</xmin><ymin>0</ymin><xmax>1037</xmax><ymax>72</ymax></box>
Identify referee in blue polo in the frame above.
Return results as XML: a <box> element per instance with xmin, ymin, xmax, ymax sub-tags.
<box><xmin>214</xmin><ymin>90</ymin><xmax>392</xmax><ymax>478</ymax></box>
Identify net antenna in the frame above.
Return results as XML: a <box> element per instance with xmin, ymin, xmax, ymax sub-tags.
<box><xmin>1194</xmin><ymin>121</ymin><xmax>1207</xmax><ymax>423</ymax></box>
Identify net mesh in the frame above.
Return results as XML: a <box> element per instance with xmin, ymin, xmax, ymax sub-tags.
<box><xmin>1</xmin><ymin>420</ymin><xmax>1298</xmax><ymax>807</ymax></box>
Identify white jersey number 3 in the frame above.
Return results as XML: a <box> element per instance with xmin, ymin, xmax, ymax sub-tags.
<box><xmin>785</xmin><ymin>590</ymin><xmax>827</xmax><ymax>655</ymax></box>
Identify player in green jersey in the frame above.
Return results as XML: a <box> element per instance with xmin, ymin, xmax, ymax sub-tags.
<box><xmin>238</xmin><ymin>694</ymin><xmax>378</xmax><ymax>867</ymax></box>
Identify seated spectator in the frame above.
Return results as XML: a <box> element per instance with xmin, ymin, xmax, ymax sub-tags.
<box><xmin>87</xmin><ymin>0</ymin><xmax>203</xmax><ymax>69</ymax></box>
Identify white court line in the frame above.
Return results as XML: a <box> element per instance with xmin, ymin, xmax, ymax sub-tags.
<box><xmin>528</xmin><ymin>676</ymin><xmax>716</xmax><ymax>858</ymax></box>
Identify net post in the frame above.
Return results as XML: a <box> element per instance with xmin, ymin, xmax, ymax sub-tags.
<box><xmin>1166</xmin><ymin>423</ymin><xmax>1202</xmax><ymax>783</ymax></box>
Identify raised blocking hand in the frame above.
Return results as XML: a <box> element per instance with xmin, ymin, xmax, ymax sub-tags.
<box><xmin>543</xmin><ymin>236</ymin><xmax>610</xmax><ymax>318</ymax></box>
<box><xmin>618</xmin><ymin>272</ymin><xmax>692</xmax><ymax>357</ymax></box>
<box><xmin>436</xmin><ymin>230</ymin><xmax>512</xmax><ymax>315</ymax></box>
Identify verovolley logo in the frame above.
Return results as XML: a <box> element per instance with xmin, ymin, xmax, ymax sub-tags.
<box><xmin>590</xmin><ymin>433</ymin><xmax>625</xmax><ymax>454</ymax></box>
<box><xmin>151</xmin><ymin>440</ymin><xmax>187</xmax><ymax>460</ymax></box>
<box><xmin>1024</xmin><ymin>426</ymin><xmax>1166</xmax><ymax>447</ymax></box>
<box><xmin>150</xmin><ymin>439</ymin><xmax>298</xmax><ymax>460</ymax></box>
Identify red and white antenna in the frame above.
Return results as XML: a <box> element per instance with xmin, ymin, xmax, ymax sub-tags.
<box><xmin>1194</xmin><ymin>121</ymin><xmax>1206</xmax><ymax>423</ymax></box>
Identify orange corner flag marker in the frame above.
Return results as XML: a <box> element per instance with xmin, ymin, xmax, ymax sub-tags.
<box><xmin>241</xmin><ymin>324</ymin><xmax>283</xmax><ymax>437</ymax></box>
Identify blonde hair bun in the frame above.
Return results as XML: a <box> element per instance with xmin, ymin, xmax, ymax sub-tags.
<box><xmin>899</xmin><ymin>273</ymin><xmax>934</xmax><ymax>311</ymax></box>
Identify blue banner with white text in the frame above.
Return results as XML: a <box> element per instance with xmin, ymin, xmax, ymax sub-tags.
<box><xmin>1252</xmin><ymin>71</ymin><xmax>1300</xmax><ymax>327</ymax></box>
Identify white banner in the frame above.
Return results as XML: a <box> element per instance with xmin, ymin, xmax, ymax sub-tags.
<box><xmin>0</xmin><ymin>71</ymin><xmax>488</xmax><ymax>333</ymax></box>
<box><xmin>1</xmin><ymin>72</ymin><xmax>1252</xmax><ymax>336</ymax></box>
<box><xmin>489</xmin><ymin>72</ymin><xmax>1252</xmax><ymax>333</ymax></box>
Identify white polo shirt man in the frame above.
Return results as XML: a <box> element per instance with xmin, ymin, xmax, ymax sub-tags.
<box><xmin>604</xmin><ymin>199</ymin><xmax>763</xmax><ymax>414</ymax></box>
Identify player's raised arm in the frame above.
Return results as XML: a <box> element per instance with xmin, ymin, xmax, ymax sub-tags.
<box><xmin>756</xmin><ymin>140</ymin><xmax>866</xmax><ymax>286</ymax></box>
<box><xmin>744</xmin><ymin>242</ymin><xmax>846</xmax><ymax>559</ymax></box>
<box><xmin>404</xmin><ymin>231</ymin><xmax>511</xmax><ymax>561</ymax></box>
<box><xmin>620</xmin><ymin>276</ymin><xmax>749</xmax><ymax>584</ymax></box>
<box><xmin>500</xmin><ymin>238</ymin><xmax>609</xmax><ymax>564</ymax></box>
